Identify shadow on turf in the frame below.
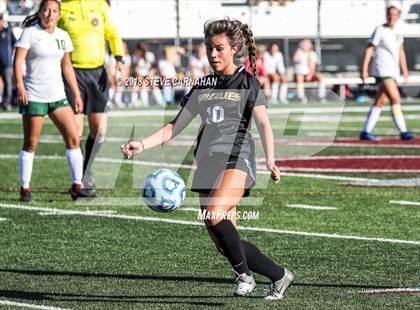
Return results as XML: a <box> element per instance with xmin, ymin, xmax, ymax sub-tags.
<box><xmin>1</xmin><ymin>268</ymin><xmax>396</xmax><ymax>291</ymax></box>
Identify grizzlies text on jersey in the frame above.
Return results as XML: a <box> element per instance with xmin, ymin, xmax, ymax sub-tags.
<box><xmin>181</xmin><ymin>66</ymin><xmax>267</xmax><ymax>162</ymax></box>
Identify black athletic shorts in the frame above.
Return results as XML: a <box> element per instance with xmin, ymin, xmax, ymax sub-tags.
<box><xmin>65</xmin><ymin>66</ymin><xmax>109</xmax><ymax>114</ymax></box>
<box><xmin>191</xmin><ymin>152</ymin><xmax>256</xmax><ymax>197</ymax></box>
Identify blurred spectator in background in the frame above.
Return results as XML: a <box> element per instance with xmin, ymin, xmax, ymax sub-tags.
<box><xmin>110</xmin><ymin>41</ymin><xmax>133</xmax><ymax>108</ymax></box>
<box><xmin>158</xmin><ymin>46</ymin><xmax>177</xmax><ymax>105</ymax></box>
<box><xmin>133</xmin><ymin>42</ymin><xmax>164</xmax><ymax>106</ymax></box>
<box><xmin>264</xmin><ymin>43</ymin><xmax>288</xmax><ymax>104</ymax></box>
<box><xmin>245</xmin><ymin>46</ymin><xmax>270</xmax><ymax>98</ymax></box>
<box><xmin>293</xmin><ymin>39</ymin><xmax>326</xmax><ymax>103</ymax></box>
<box><xmin>0</xmin><ymin>13</ymin><xmax>16</xmax><ymax>110</ymax></box>
<box><xmin>7</xmin><ymin>0</ymin><xmax>34</xmax><ymax>15</ymax></box>
<box><xmin>0</xmin><ymin>1</ymin><xmax>7</xmax><ymax>14</ymax></box>
<box><xmin>359</xmin><ymin>2</ymin><xmax>415</xmax><ymax>141</ymax></box>
<box><xmin>186</xmin><ymin>44</ymin><xmax>210</xmax><ymax>93</ymax></box>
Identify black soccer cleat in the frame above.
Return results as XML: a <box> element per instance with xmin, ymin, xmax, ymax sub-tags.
<box><xmin>19</xmin><ymin>187</ymin><xmax>32</xmax><ymax>202</ymax></box>
<box><xmin>82</xmin><ymin>175</ymin><xmax>96</xmax><ymax>190</ymax></box>
<box><xmin>360</xmin><ymin>131</ymin><xmax>379</xmax><ymax>141</ymax></box>
<box><xmin>400</xmin><ymin>131</ymin><xmax>415</xmax><ymax>141</ymax></box>
<box><xmin>68</xmin><ymin>184</ymin><xmax>96</xmax><ymax>201</ymax></box>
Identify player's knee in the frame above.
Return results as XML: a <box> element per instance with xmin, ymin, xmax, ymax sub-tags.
<box><xmin>23</xmin><ymin>140</ymin><xmax>38</xmax><ymax>153</ymax></box>
<box><xmin>66</xmin><ymin>135</ymin><xmax>80</xmax><ymax>149</ymax></box>
<box><xmin>389</xmin><ymin>95</ymin><xmax>400</xmax><ymax>105</ymax></box>
<box><xmin>89</xmin><ymin>132</ymin><xmax>106</xmax><ymax>143</ymax></box>
<box><xmin>375</xmin><ymin>101</ymin><xmax>386</xmax><ymax>108</ymax></box>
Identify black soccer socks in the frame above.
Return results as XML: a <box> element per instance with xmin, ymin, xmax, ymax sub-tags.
<box><xmin>242</xmin><ymin>240</ymin><xmax>285</xmax><ymax>282</ymax></box>
<box><xmin>208</xmin><ymin>219</ymin><xmax>250</xmax><ymax>276</ymax></box>
<box><xmin>83</xmin><ymin>134</ymin><xmax>103</xmax><ymax>175</ymax></box>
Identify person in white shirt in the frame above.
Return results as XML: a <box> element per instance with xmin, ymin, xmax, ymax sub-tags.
<box><xmin>188</xmin><ymin>45</ymin><xmax>211</xmax><ymax>79</ymax></box>
<box><xmin>360</xmin><ymin>2</ymin><xmax>414</xmax><ymax>141</ymax></box>
<box><xmin>263</xmin><ymin>43</ymin><xmax>288</xmax><ymax>104</ymax></box>
<box><xmin>14</xmin><ymin>0</ymin><xmax>94</xmax><ymax>201</ymax></box>
<box><xmin>293</xmin><ymin>39</ymin><xmax>326</xmax><ymax>103</ymax></box>
<box><xmin>158</xmin><ymin>47</ymin><xmax>178</xmax><ymax>105</ymax></box>
<box><xmin>133</xmin><ymin>42</ymin><xmax>164</xmax><ymax>107</ymax></box>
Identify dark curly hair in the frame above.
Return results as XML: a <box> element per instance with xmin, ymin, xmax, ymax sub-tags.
<box><xmin>204</xmin><ymin>18</ymin><xmax>257</xmax><ymax>76</ymax></box>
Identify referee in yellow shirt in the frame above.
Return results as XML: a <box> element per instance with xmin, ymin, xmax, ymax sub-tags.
<box><xmin>59</xmin><ymin>0</ymin><xmax>124</xmax><ymax>190</ymax></box>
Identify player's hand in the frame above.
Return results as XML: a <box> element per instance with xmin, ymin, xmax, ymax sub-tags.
<box><xmin>266</xmin><ymin>160</ymin><xmax>280</xmax><ymax>184</ymax></box>
<box><xmin>360</xmin><ymin>70</ymin><xmax>369</xmax><ymax>82</ymax></box>
<box><xmin>74</xmin><ymin>96</ymin><xmax>84</xmax><ymax>114</ymax></box>
<box><xmin>17</xmin><ymin>84</ymin><xmax>28</xmax><ymax>105</ymax></box>
<box><xmin>120</xmin><ymin>141</ymin><xmax>144</xmax><ymax>159</ymax></box>
<box><xmin>114</xmin><ymin>61</ymin><xmax>123</xmax><ymax>81</ymax></box>
<box><xmin>403</xmin><ymin>72</ymin><xmax>409</xmax><ymax>84</ymax></box>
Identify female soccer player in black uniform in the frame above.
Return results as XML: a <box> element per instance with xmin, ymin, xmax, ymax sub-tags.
<box><xmin>121</xmin><ymin>18</ymin><xmax>293</xmax><ymax>300</ymax></box>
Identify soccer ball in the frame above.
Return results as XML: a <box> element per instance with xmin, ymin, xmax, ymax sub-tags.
<box><xmin>142</xmin><ymin>169</ymin><xmax>186</xmax><ymax>212</ymax></box>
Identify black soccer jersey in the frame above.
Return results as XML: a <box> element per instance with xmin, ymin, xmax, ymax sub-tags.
<box><xmin>181</xmin><ymin>66</ymin><xmax>267</xmax><ymax>161</ymax></box>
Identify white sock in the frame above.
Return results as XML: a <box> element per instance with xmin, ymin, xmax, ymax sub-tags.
<box><xmin>114</xmin><ymin>91</ymin><xmax>123</xmax><ymax>106</ymax></box>
<box><xmin>163</xmin><ymin>86</ymin><xmax>174</xmax><ymax>103</ymax></box>
<box><xmin>279</xmin><ymin>83</ymin><xmax>288</xmax><ymax>102</ymax></box>
<box><xmin>297</xmin><ymin>84</ymin><xmax>305</xmax><ymax>100</ymax></box>
<box><xmin>318</xmin><ymin>82</ymin><xmax>326</xmax><ymax>99</ymax></box>
<box><xmin>19</xmin><ymin>150</ymin><xmax>34</xmax><ymax>188</ymax></box>
<box><xmin>140</xmin><ymin>89</ymin><xmax>149</xmax><ymax>106</ymax></box>
<box><xmin>131</xmin><ymin>90</ymin><xmax>139</xmax><ymax>104</ymax></box>
<box><xmin>66</xmin><ymin>148</ymin><xmax>83</xmax><ymax>185</ymax></box>
<box><xmin>153</xmin><ymin>88</ymin><xmax>165</xmax><ymax>106</ymax></box>
<box><xmin>391</xmin><ymin>104</ymin><xmax>407</xmax><ymax>133</ymax></box>
<box><xmin>109</xmin><ymin>88</ymin><xmax>116</xmax><ymax>102</ymax></box>
<box><xmin>271</xmin><ymin>82</ymin><xmax>279</xmax><ymax>101</ymax></box>
<box><xmin>363</xmin><ymin>106</ymin><xmax>382</xmax><ymax>133</ymax></box>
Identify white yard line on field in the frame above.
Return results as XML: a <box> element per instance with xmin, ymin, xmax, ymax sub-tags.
<box><xmin>0</xmin><ymin>203</ymin><xmax>419</xmax><ymax>246</ymax></box>
<box><xmin>389</xmin><ymin>200</ymin><xmax>420</xmax><ymax>206</ymax></box>
<box><xmin>0</xmin><ymin>154</ymin><xmax>382</xmax><ymax>183</ymax></box>
<box><xmin>38</xmin><ymin>210</ymin><xmax>118</xmax><ymax>216</ymax></box>
<box><xmin>287</xmin><ymin>204</ymin><xmax>337</xmax><ymax>210</ymax></box>
<box><xmin>0</xmin><ymin>300</ymin><xmax>71</xmax><ymax>310</ymax></box>
<box><xmin>0</xmin><ymin>217</ymin><xmax>8</xmax><ymax>221</ymax></box>
<box><xmin>355</xmin><ymin>287</ymin><xmax>420</xmax><ymax>295</ymax></box>
<box><xmin>1</xmin><ymin>105</ymin><xmax>419</xmax><ymax>120</ymax></box>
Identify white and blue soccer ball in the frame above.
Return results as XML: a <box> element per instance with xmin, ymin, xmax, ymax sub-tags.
<box><xmin>142</xmin><ymin>169</ymin><xmax>186</xmax><ymax>212</ymax></box>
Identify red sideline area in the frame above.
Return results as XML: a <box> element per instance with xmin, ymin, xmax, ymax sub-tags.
<box><xmin>265</xmin><ymin>137</ymin><xmax>420</xmax><ymax>148</ymax></box>
<box><xmin>333</xmin><ymin>137</ymin><xmax>420</xmax><ymax>146</ymax></box>
<box><xmin>260</xmin><ymin>137</ymin><xmax>420</xmax><ymax>173</ymax></box>
<box><xmin>274</xmin><ymin>156</ymin><xmax>420</xmax><ymax>173</ymax></box>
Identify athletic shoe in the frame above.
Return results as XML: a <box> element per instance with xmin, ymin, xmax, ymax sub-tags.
<box><xmin>19</xmin><ymin>187</ymin><xmax>32</xmax><ymax>202</ymax></box>
<box><xmin>360</xmin><ymin>131</ymin><xmax>379</xmax><ymax>141</ymax></box>
<box><xmin>82</xmin><ymin>175</ymin><xmax>96</xmax><ymax>190</ymax></box>
<box><xmin>400</xmin><ymin>131</ymin><xmax>415</xmax><ymax>141</ymax></box>
<box><xmin>68</xmin><ymin>184</ymin><xmax>96</xmax><ymax>201</ymax></box>
<box><xmin>233</xmin><ymin>272</ymin><xmax>256</xmax><ymax>297</ymax></box>
<box><xmin>264</xmin><ymin>268</ymin><xmax>294</xmax><ymax>300</ymax></box>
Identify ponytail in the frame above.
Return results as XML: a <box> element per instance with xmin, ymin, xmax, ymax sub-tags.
<box><xmin>240</xmin><ymin>23</ymin><xmax>257</xmax><ymax>77</ymax></box>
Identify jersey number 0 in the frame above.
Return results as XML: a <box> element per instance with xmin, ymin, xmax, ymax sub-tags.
<box><xmin>206</xmin><ymin>106</ymin><xmax>225</xmax><ymax>124</ymax></box>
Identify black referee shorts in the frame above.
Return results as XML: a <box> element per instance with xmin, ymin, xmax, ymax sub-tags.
<box><xmin>192</xmin><ymin>152</ymin><xmax>256</xmax><ymax>197</ymax></box>
<box><xmin>65</xmin><ymin>66</ymin><xmax>109</xmax><ymax>114</ymax></box>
